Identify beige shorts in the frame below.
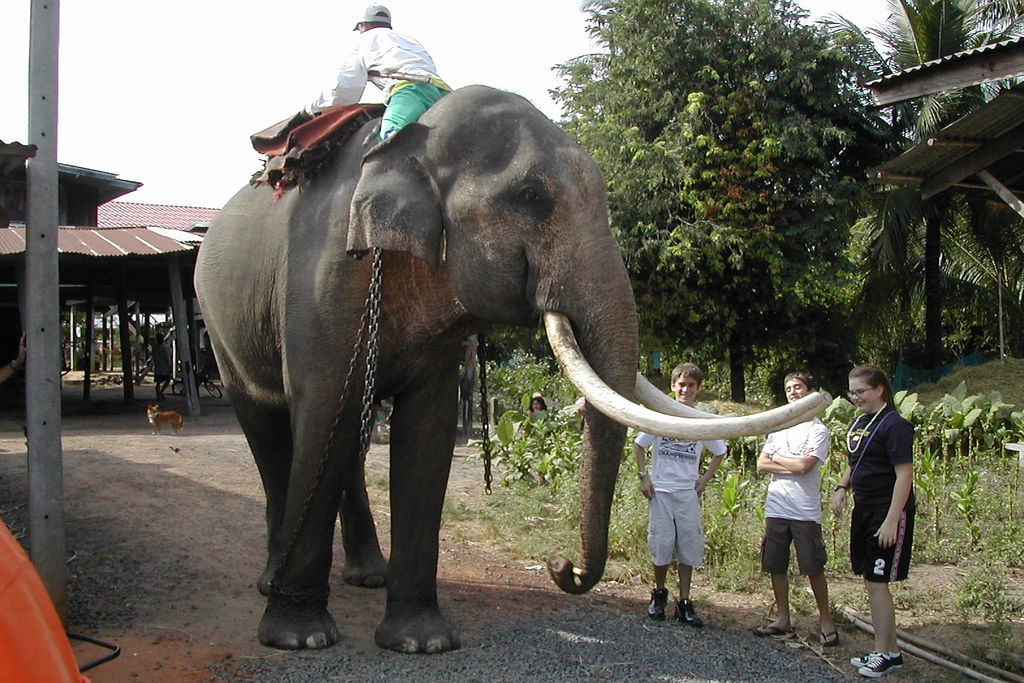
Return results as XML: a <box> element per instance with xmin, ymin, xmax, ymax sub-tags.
<box><xmin>648</xmin><ymin>488</ymin><xmax>704</xmax><ymax>567</ymax></box>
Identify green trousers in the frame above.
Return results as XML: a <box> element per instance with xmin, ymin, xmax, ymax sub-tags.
<box><xmin>381</xmin><ymin>82</ymin><xmax>450</xmax><ymax>139</ymax></box>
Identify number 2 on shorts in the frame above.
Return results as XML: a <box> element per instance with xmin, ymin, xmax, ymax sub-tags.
<box><xmin>873</xmin><ymin>558</ymin><xmax>886</xmax><ymax>576</ymax></box>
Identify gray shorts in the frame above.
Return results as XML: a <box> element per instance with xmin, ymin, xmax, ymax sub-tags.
<box><xmin>648</xmin><ymin>489</ymin><xmax>704</xmax><ymax>567</ymax></box>
<box><xmin>760</xmin><ymin>517</ymin><xmax>827</xmax><ymax>576</ymax></box>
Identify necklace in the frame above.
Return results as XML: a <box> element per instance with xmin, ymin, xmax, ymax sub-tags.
<box><xmin>847</xmin><ymin>407</ymin><xmax>886</xmax><ymax>454</ymax></box>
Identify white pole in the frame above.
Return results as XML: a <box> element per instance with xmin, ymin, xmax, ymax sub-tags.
<box><xmin>26</xmin><ymin>0</ymin><xmax>66</xmax><ymax>618</ymax></box>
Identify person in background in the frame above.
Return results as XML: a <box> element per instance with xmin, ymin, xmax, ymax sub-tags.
<box><xmin>753</xmin><ymin>371</ymin><xmax>837</xmax><ymax>646</ymax></box>
<box><xmin>634</xmin><ymin>362</ymin><xmax>726</xmax><ymax>627</ymax></box>
<box><xmin>527</xmin><ymin>395</ymin><xmax>548</xmax><ymax>417</ymax></box>
<box><xmin>832</xmin><ymin>366</ymin><xmax>915</xmax><ymax>679</ymax></box>
<box><xmin>308</xmin><ymin>5</ymin><xmax>451</xmax><ymax>140</ymax></box>
<box><xmin>152</xmin><ymin>334</ymin><xmax>172</xmax><ymax>400</ymax></box>
<box><xmin>0</xmin><ymin>334</ymin><xmax>26</xmax><ymax>384</ymax></box>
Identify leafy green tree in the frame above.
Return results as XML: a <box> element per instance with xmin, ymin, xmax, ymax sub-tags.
<box><xmin>824</xmin><ymin>0</ymin><xmax>1024</xmax><ymax>367</ymax></box>
<box><xmin>555</xmin><ymin>0</ymin><xmax>878</xmax><ymax>400</ymax></box>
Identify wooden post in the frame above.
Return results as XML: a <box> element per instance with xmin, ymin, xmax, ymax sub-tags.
<box><xmin>978</xmin><ymin>169</ymin><xmax>1024</xmax><ymax>219</ymax></box>
<box><xmin>26</xmin><ymin>0</ymin><xmax>66</xmax><ymax>619</ymax></box>
<box><xmin>102</xmin><ymin>308</ymin><xmax>109</xmax><ymax>372</ymax></box>
<box><xmin>117</xmin><ymin>272</ymin><xmax>134</xmax><ymax>402</ymax></box>
<box><xmin>168</xmin><ymin>256</ymin><xmax>199</xmax><ymax>416</ymax></box>
<box><xmin>83</xmin><ymin>294</ymin><xmax>94</xmax><ymax>401</ymax></box>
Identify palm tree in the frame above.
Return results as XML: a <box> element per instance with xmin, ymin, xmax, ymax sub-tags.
<box><xmin>824</xmin><ymin>0</ymin><xmax>1024</xmax><ymax>366</ymax></box>
<box><xmin>945</xmin><ymin>201</ymin><xmax>1024</xmax><ymax>360</ymax></box>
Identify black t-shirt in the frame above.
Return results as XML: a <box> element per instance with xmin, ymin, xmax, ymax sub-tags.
<box><xmin>847</xmin><ymin>406</ymin><xmax>915</xmax><ymax>507</ymax></box>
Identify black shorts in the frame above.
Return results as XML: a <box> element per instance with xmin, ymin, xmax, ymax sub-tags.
<box><xmin>760</xmin><ymin>517</ymin><xmax>827</xmax><ymax>576</ymax></box>
<box><xmin>850</xmin><ymin>502</ymin><xmax>914</xmax><ymax>583</ymax></box>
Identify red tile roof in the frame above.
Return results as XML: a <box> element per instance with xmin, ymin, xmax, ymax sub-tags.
<box><xmin>97</xmin><ymin>201</ymin><xmax>219</xmax><ymax>231</ymax></box>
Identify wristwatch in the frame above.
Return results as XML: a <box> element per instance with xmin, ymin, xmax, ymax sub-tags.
<box><xmin>638</xmin><ymin>471</ymin><xmax>648</xmax><ymax>480</ymax></box>
<box><xmin>834</xmin><ymin>484</ymin><xmax>848</xmax><ymax>492</ymax></box>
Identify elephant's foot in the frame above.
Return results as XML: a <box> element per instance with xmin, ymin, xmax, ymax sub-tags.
<box><xmin>342</xmin><ymin>551</ymin><xmax>387</xmax><ymax>588</ymax></box>
<box><xmin>374</xmin><ymin>610</ymin><xmax>460</xmax><ymax>654</ymax></box>
<box><xmin>258</xmin><ymin>591</ymin><xmax>338</xmax><ymax>650</ymax></box>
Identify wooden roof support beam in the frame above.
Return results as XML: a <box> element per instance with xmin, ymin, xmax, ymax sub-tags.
<box><xmin>978</xmin><ymin>170</ymin><xmax>1024</xmax><ymax>219</ymax></box>
<box><xmin>921</xmin><ymin>123</ymin><xmax>1024</xmax><ymax>199</ymax></box>
<box><xmin>869</xmin><ymin>50</ymin><xmax>1024</xmax><ymax>106</ymax></box>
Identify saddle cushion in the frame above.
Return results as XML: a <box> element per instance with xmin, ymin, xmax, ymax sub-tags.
<box><xmin>250</xmin><ymin>103</ymin><xmax>386</xmax><ymax>193</ymax></box>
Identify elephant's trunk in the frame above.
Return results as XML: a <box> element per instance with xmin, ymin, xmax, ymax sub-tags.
<box><xmin>537</xmin><ymin>239</ymin><xmax>639</xmax><ymax>595</ymax></box>
<box><xmin>546</xmin><ymin>398</ymin><xmax>625</xmax><ymax>593</ymax></box>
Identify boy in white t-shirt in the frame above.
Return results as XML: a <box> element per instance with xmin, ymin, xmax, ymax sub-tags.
<box><xmin>634</xmin><ymin>362</ymin><xmax>727</xmax><ymax>626</ymax></box>
<box><xmin>753</xmin><ymin>371</ymin><xmax>837</xmax><ymax>646</ymax></box>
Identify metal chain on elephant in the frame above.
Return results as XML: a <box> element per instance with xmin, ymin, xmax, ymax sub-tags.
<box><xmin>269</xmin><ymin>247</ymin><xmax>383</xmax><ymax>599</ymax></box>
<box><xmin>477</xmin><ymin>334</ymin><xmax>493</xmax><ymax>494</ymax></box>
<box><xmin>357</xmin><ymin>249</ymin><xmax>383</xmax><ymax>458</ymax></box>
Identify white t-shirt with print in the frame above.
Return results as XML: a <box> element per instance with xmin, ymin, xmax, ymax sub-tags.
<box><xmin>761</xmin><ymin>418</ymin><xmax>830</xmax><ymax>523</ymax></box>
<box><xmin>635</xmin><ymin>432</ymin><xmax>728</xmax><ymax>493</ymax></box>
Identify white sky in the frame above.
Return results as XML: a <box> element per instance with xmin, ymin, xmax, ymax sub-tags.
<box><xmin>0</xmin><ymin>1</ymin><xmax>890</xmax><ymax>210</ymax></box>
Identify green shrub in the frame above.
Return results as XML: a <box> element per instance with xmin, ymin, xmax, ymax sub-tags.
<box><xmin>484</xmin><ymin>351</ymin><xmax>577</xmax><ymax>417</ymax></box>
<box><xmin>489</xmin><ymin>403</ymin><xmax>584</xmax><ymax>489</ymax></box>
<box><xmin>956</xmin><ymin>563</ymin><xmax>1024</xmax><ymax>623</ymax></box>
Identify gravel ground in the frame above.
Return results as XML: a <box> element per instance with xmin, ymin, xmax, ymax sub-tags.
<box><xmin>215</xmin><ymin>603</ymin><xmax>851</xmax><ymax>682</ymax></box>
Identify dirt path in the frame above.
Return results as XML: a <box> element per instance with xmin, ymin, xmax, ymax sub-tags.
<box><xmin>0</xmin><ymin>387</ymin><xmax>1009</xmax><ymax>681</ymax></box>
<box><xmin>1</xmin><ymin>393</ymin><xmax>626</xmax><ymax>681</ymax></box>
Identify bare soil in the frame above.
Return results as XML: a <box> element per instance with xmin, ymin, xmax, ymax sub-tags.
<box><xmin>0</xmin><ymin>380</ymin><xmax>1020</xmax><ymax>681</ymax></box>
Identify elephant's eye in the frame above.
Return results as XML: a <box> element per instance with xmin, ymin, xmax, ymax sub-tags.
<box><xmin>510</xmin><ymin>180</ymin><xmax>554</xmax><ymax>221</ymax></box>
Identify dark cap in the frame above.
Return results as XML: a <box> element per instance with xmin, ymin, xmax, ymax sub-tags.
<box><xmin>354</xmin><ymin>4</ymin><xmax>391</xmax><ymax>30</ymax></box>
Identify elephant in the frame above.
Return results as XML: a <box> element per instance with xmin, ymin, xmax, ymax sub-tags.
<box><xmin>194</xmin><ymin>85</ymin><xmax>828</xmax><ymax>654</ymax></box>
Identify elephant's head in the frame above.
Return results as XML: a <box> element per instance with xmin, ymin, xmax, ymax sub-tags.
<box><xmin>346</xmin><ymin>86</ymin><xmax>829</xmax><ymax>593</ymax></box>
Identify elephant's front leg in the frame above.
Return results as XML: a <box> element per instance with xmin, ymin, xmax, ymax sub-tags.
<box><xmin>375</xmin><ymin>373</ymin><xmax>461</xmax><ymax>653</ymax></box>
<box><xmin>258</xmin><ymin>408</ymin><xmax>360</xmax><ymax>650</ymax></box>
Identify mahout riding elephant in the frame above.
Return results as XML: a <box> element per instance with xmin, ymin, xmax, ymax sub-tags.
<box><xmin>194</xmin><ymin>86</ymin><xmax>827</xmax><ymax>654</ymax></box>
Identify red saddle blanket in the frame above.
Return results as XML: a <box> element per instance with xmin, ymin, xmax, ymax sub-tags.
<box><xmin>249</xmin><ymin>103</ymin><xmax>386</xmax><ymax>193</ymax></box>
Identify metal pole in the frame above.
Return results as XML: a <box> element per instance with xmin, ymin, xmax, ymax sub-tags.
<box><xmin>26</xmin><ymin>0</ymin><xmax>66</xmax><ymax>618</ymax></box>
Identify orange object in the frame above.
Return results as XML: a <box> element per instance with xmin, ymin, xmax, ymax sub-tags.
<box><xmin>0</xmin><ymin>518</ymin><xmax>89</xmax><ymax>683</ymax></box>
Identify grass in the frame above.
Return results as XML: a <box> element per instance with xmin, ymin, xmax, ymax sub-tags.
<box><xmin>912</xmin><ymin>356</ymin><xmax>1024</xmax><ymax>406</ymax></box>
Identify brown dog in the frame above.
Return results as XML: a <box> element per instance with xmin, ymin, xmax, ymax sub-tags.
<box><xmin>147</xmin><ymin>405</ymin><xmax>184</xmax><ymax>434</ymax></box>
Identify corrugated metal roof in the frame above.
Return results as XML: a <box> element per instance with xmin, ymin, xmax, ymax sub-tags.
<box><xmin>0</xmin><ymin>226</ymin><xmax>194</xmax><ymax>257</ymax></box>
<box><xmin>98</xmin><ymin>201</ymin><xmax>219</xmax><ymax>231</ymax></box>
<box><xmin>866</xmin><ymin>37</ymin><xmax>1024</xmax><ymax>87</ymax></box>
<box><xmin>867</xmin><ymin>82</ymin><xmax>1024</xmax><ymax>197</ymax></box>
<box><xmin>0</xmin><ymin>141</ymin><xmax>36</xmax><ymax>176</ymax></box>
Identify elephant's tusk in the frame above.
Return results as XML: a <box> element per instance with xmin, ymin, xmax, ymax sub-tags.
<box><xmin>633</xmin><ymin>373</ymin><xmax>829</xmax><ymax>433</ymax></box>
<box><xmin>544</xmin><ymin>312</ymin><xmax>830</xmax><ymax>440</ymax></box>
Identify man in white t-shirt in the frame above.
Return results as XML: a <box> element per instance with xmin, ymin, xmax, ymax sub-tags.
<box><xmin>634</xmin><ymin>362</ymin><xmax>726</xmax><ymax>627</ymax></box>
<box><xmin>753</xmin><ymin>371</ymin><xmax>838</xmax><ymax>647</ymax></box>
<box><xmin>308</xmin><ymin>5</ymin><xmax>451</xmax><ymax>139</ymax></box>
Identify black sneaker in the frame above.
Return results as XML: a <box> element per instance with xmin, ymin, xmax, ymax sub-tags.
<box><xmin>648</xmin><ymin>588</ymin><xmax>668</xmax><ymax>620</ymax></box>
<box><xmin>857</xmin><ymin>652</ymin><xmax>904</xmax><ymax>678</ymax></box>
<box><xmin>675</xmin><ymin>598</ymin><xmax>704</xmax><ymax>627</ymax></box>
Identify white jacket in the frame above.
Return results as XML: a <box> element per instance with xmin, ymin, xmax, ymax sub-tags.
<box><xmin>309</xmin><ymin>28</ymin><xmax>443</xmax><ymax>113</ymax></box>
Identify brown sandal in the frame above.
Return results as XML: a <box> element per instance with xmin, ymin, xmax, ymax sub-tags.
<box><xmin>820</xmin><ymin>630</ymin><xmax>840</xmax><ymax>647</ymax></box>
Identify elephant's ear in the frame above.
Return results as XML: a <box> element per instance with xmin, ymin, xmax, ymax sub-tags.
<box><xmin>346</xmin><ymin>123</ymin><xmax>443</xmax><ymax>270</ymax></box>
